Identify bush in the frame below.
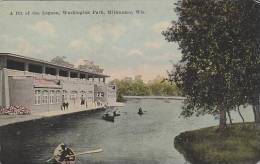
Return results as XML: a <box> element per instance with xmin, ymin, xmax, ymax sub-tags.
<box><xmin>0</xmin><ymin>105</ymin><xmax>31</xmax><ymax>115</ymax></box>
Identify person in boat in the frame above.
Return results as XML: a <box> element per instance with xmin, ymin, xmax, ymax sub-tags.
<box><xmin>138</xmin><ymin>107</ymin><xmax>143</xmax><ymax>114</ymax></box>
<box><xmin>113</xmin><ymin>111</ymin><xmax>120</xmax><ymax>117</ymax></box>
<box><xmin>103</xmin><ymin>111</ymin><xmax>109</xmax><ymax>118</ymax></box>
<box><xmin>113</xmin><ymin>109</ymin><xmax>120</xmax><ymax>117</ymax></box>
<box><xmin>113</xmin><ymin>111</ymin><xmax>116</xmax><ymax>116</ymax></box>
<box><xmin>104</xmin><ymin>112</ymin><xmax>109</xmax><ymax>117</ymax></box>
<box><xmin>55</xmin><ymin>143</ymin><xmax>74</xmax><ymax>162</ymax></box>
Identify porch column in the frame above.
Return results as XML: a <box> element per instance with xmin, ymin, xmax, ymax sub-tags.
<box><xmin>2</xmin><ymin>68</ymin><xmax>10</xmax><ymax>107</ymax></box>
<box><xmin>42</xmin><ymin>64</ymin><xmax>46</xmax><ymax>74</ymax></box>
<box><xmin>56</xmin><ymin>69</ymin><xmax>60</xmax><ymax>76</ymax></box>
<box><xmin>1</xmin><ymin>56</ymin><xmax>7</xmax><ymax>68</ymax></box>
<box><xmin>24</xmin><ymin>62</ymin><xmax>29</xmax><ymax>71</ymax></box>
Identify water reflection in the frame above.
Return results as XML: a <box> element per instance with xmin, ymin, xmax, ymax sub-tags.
<box><xmin>0</xmin><ymin>99</ymin><xmax>254</xmax><ymax>164</ymax></box>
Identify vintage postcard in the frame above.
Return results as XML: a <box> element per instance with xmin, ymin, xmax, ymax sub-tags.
<box><xmin>0</xmin><ymin>0</ymin><xmax>260</xmax><ymax>164</ymax></box>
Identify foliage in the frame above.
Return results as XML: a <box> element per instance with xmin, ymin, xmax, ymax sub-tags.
<box><xmin>174</xmin><ymin>123</ymin><xmax>260</xmax><ymax>164</ymax></box>
<box><xmin>147</xmin><ymin>76</ymin><xmax>181</xmax><ymax>96</ymax></box>
<box><xmin>50</xmin><ymin>56</ymin><xmax>74</xmax><ymax>68</ymax></box>
<box><xmin>110</xmin><ymin>76</ymin><xmax>181</xmax><ymax>101</ymax></box>
<box><xmin>77</xmin><ymin>60</ymin><xmax>104</xmax><ymax>73</ymax></box>
<box><xmin>0</xmin><ymin>105</ymin><xmax>31</xmax><ymax>115</ymax></box>
<box><xmin>163</xmin><ymin>0</ymin><xmax>260</xmax><ymax>128</ymax></box>
<box><xmin>50</xmin><ymin>57</ymin><xmax>103</xmax><ymax>73</ymax></box>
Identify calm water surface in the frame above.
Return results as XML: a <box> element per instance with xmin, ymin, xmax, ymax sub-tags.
<box><xmin>0</xmin><ymin>99</ymin><xmax>254</xmax><ymax>164</ymax></box>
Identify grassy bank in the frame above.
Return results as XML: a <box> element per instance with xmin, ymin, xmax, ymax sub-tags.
<box><xmin>174</xmin><ymin>123</ymin><xmax>260</xmax><ymax>164</ymax></box>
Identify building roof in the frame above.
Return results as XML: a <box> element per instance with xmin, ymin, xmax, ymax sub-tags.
<box><xmin>0</xmin><ymin>53</ymin><xmax>109</xmax><ymax>77</ymax></box>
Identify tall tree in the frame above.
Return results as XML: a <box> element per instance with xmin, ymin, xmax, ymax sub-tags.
<box><xmin>163</xmin><ymin>0</ymin><xmax>260</xmax><ymax>130</ymax></box>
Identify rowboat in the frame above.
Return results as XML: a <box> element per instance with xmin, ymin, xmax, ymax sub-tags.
<box><xmin>114</xmin><ymin>113</ymin><xmax>120</xmax><ymax>117</ymax></box>
<box><xmin>138</xmin><ymin>107</ymin><xmax>144</xmax><ymax>115</ymax></box>
<box><xmin>54</xmin><ymin>147</ymin><xmax>76</xmax><ymax>164</ymax></box>
<box><xmin>46</xmin><ymin>144</ymin><xmax>103</xmax><ymax>164</ymax></box>
<box><xmin>45</xmin><ymin>144</ymin><xmax>76</xmax><ymax>164</ymax></box>
<box><xmin>102</xmin><ymin>113</ymin><xmax>115</xmax><ymax>122</ymax></box>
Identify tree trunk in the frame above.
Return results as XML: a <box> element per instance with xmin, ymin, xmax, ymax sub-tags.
<box><xmin>237</xmin><ymin>106</ymin><xmax>244</xmax><ymax>123</ymax></box>
<box><xmin>226</xmin><ymin>109</ymin><xmax>232</xmax><ymax>125</ymax></box>
<box><xmin>253</xmin><ymin>104</ymin><xmax>260</xmax><ymax>128</ymax></box>
<box><xmin>219</xmin><ymin>108</ymin><xmax>227</xmax><ymax>130</ymax></box>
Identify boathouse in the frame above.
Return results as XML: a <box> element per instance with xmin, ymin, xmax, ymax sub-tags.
<box><xmin>0</xmin><ymin>53</ymin><xmax>116</xmax><ymax>114</ymax></box>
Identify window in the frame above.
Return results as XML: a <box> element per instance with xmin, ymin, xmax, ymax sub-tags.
<box><xmin>88</xmin><ymin>96</ymin><xmax>93</xmax><ymax>101</ymax></box>
<box><xmin>42</xmin><ymin>90</ymin><xmax>48</xmax><ymax>104</ymax></box>
<box><xmin>96</xmin><ymin>92</ymin><xmax>104</xmax><ymax>97</ymax></box>
<box><xmin>70</xmin><ymin>91</ymin><xmax>77</xmax><ymax>100</ymax></box>
<box><xmin>87</xmin><ymin>90</ymin><xmax>93</xmax><ymax>101</ymax></box>
<box><xmin>34</xmin><ymin>90</ymin><xmax>41</xmax><ymax>105</ymax></box>
<box><xmin>62</xmin><ymin>90</ymin><xmax>68</xmax><ymax>102</ymax></box>
<box><xmin>56</xmin><ymin>90</ymin><xmax>61</xmax><ymax>103</ymax></box>
<box><xmin>49</xmin><ymin>90</ymin><xmax>55</xmax><ymax>104</ymax></box>
<box><xmin>70</xmin><ymin>91</ymin><xmax>77</xmax><ymax>104</ymax></box>
<box><xmin>80</xmin><ymin>91</ymin><xmax>86</xmax><ymax>99</ymax></box>
<box><xmin>100</xmin><ymin>92</ymin><xmax>104</xmax><ymax>97</ymax></box>
<box><xmin>80</xmin><ymin>91</ymin><xmax>86</xmax><ymax>95</ymax></box>
<box><xmin>110</xmin><ymin>85</ymin><xmax>116</xmax><ymax>90</ymax></box>
<box><xmin>108</xmin><ymin>93</ymin><xmax>116</xmax><ymax>98</ymax></box>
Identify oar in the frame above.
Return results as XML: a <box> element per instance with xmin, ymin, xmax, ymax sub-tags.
<box><xmin>73</xmin><ymin>148</ymin><xmax>103</xmax><ymax>156</ymax></box>
<box><xmin>46</xmin><ymin>157</ymin><xmax>54</xmax><ymax>163</ymax></box>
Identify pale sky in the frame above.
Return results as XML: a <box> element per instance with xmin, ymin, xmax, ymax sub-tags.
<box><xmin>0</xmin><ymin>0</ymin><xmax>181</xmax><ymax>81</ymax></box>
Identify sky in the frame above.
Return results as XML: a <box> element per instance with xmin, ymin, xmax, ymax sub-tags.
<box><xmin>0</xmin><ymin>0</ymin><xmax>181</xmax><ymax>82</ymax></box>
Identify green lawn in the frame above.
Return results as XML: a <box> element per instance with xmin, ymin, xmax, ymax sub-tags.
<box><xmin>175</xmin><ymin>123</ymin><xmax>260</xmax><ymax>164</ymax></box>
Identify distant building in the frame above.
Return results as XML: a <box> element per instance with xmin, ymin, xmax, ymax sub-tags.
<box><xmin>0</xmin><ymin>53</ymin><xmax>116</xmax><ymax>114</ymax></box>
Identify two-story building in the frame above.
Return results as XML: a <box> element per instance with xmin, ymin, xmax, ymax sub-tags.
<box><xmin>0</xmin><ymin>53</ymin><xmax>117</xmax><ymax>114</ymax></box>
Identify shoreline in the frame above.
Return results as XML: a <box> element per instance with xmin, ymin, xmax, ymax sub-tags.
<box><xmin>0</xmin><ymin>106</ymin><xmax>105</xmax><ymax>128</ymax></box>
<box><xmin>0</xmin><ymin>102</ymin><xmax>125</xmax><ymax>128</ymax></box>
<box><xmin>174</xmin><ymin>123</ymin><xmax>260</xmax><ymax>164</ymax></box>
<box><xmin>123</xmin><ymin>96</ymin><xmax>186</xmax><ymax>100</ymax></box>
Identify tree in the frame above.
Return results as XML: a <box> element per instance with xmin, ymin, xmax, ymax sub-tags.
<box><xmin>78</xmin><ymin>60</ymin><xmax>104</xmax><ymax>73</ymax></box>
<box><xmin>50</xmin><ymin>56</ymin><xmax>74</xmax><ymax>68</ymax></box>
<box><xmin>110</xmin><ymin>75</ymin><xmax>181</xmax><ymax>100</ymax></box>
<box><xmin>163</xmin><ymin>0</ymin><xmax>260</xmax><ymax>130</ymax></box>
<box><xmin>148</xmin><ymin>76</ymin><xmax>180</xmax><ymax>96</ymax></box>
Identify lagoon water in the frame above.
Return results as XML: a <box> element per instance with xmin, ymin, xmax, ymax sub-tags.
<box><xmin>0</xmin><ymin>99</ymin><xmax>255</xmax><ymax>164</ymax></box>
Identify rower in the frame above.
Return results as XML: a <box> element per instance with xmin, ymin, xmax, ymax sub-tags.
<box><xmin>104</xmin><ymin>113</ymin><xmax>109</xmax><ymax>117</ymax></box>
<box><xmin>54</xmin><ymin>143</ymin><xmax>74</xmax><ymax>162</ymax></box>
<box><xmin>138</xmin><ymin>107</ymin><xmax>143</xmax><ymax>115</ymax></box>
<box><xmin>113</xmin><ymin>111</ymin><xmax>117</xmax><ymax>116</ymax></box>
<box><xmin>47</xmin><ymin>144</ymin><xmax>103</xmax><ymax>163</ymax></box>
